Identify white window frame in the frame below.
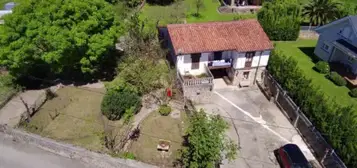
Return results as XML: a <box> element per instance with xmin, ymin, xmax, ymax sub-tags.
<box><xmin>322</xmin><ymin>43</ymin><xmax>330</xmax><ymax>53</ymax></box>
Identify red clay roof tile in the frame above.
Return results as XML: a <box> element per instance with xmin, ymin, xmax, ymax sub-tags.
<box><xmin>167</xmin><ymin>19</ymin><xmax>273</xmax><ymax>55</ymax></box>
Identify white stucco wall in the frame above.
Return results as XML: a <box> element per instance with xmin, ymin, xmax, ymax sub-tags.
<box><xmin>234</xmin><ymin>50</ymin><xmax>271</xmax><ymax>69</ymax></box>
<box><xmin>176</xmin><ymin>53</ymin><xmax>211</xmax><ymax>75</ymax></box>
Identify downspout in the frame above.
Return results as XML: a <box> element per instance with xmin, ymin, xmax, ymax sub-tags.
<box><xmin>253</xmin><ymin>51</ymin><xmax>263</xmax><ymax>85</ymax></box>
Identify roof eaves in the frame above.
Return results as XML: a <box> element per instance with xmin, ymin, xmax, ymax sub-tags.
<box><xmin>314</xmin><ymin>16</ymin><xmax>350</xmax><ymax>34</ymax></box>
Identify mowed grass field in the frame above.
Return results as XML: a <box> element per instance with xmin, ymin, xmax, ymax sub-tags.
<box><xmin>22</xmin><ymin>86</ymin><xmax>127</xmax><ymax>152</ymax></box>
<box><xmin>275</xmin><ymin>40</ymin><xmax>357</xmax><ymax>107</ymax></box>
<box><xmin>128</xmin><ymin>110</ymin><xmax>187</xmax><ymax>166</ymax></box>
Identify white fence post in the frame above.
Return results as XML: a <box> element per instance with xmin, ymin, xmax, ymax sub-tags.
<box><xmin>293</xmin><ymin>107</ymin><xmax>300</xmax><ymax>127</ymax></box>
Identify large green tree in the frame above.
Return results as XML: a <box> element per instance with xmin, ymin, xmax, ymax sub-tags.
<box><xmin>0</xmin><ymin>0</ymin><xmax>120</xmax><ymax>78</ymax></box>
<box><xmin>303</xmin><ymin>0</ymin><xmax>341</xmax><ymax>27</ymax></box>
<box><xmin>257</xmin><ymin>0</ymin><xmax>302</xmax><ymax>41</ymax></box>
<box><xmin>180</xmin><ymin>109</ymin><xmax>237</xmax><ymax>168</ymax></box>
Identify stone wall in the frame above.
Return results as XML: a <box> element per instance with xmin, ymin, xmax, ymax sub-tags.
<box><xmin>230</xmin><ymin>67</ymin><xmax>266</xmax><ymax>87</ymax></box>
<box><xmin>0</xmin><ymin>124</ymin><xmax>157</xmax><ymax>168</ymax></box>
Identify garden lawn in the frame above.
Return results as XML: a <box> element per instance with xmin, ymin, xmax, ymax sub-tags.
<box><xmin>275</xmin><ymin>40</ymin><xmax>357</xmax><ymax>107</ymax></box>
<box><xmin>140</xmin><ymin>0</ymin><xmax>256</xmax><ymax>25</ymax></box>
<box><xmin>22</xmin><ymin>86</ymin><xmax>127</xmax><ymax>152</ymax></box>
<box><xmin>128</xmin><ymin>110</ymin><xmax>187</xmax><ymax>166</ymax></box>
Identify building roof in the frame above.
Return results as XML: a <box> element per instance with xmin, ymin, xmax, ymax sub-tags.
<box><xmin>315</xmin><ymin>15</ymin><xmax>357</xmax><ymax>35</ymax></box>
<box><xmin>167</xmin><ymin>19</ymin><xmax>273</xmax><ymax>55</ymax></box>
<box><xmin>4</xmin><ymin>2</ymin><xmax>15</xmax><ymax>10</ymax></box>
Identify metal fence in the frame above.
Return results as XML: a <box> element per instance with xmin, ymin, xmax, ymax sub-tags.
<box><xmin>261</xmin><ymin>71</ymin><xmax>347</xmax><ymax>168</ymax></box>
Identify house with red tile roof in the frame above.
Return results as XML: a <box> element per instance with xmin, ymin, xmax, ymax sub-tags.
<box><xmin>159</xmin><ymin>19</ymin><xmax>273</xmax><ymax>90</ymax></box>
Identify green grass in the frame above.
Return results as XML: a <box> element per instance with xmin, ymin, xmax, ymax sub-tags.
<box><xmin>140</xmin><ymin>0</ymin><xmax>256</xmax><ymax>25</ymax></box>
<box><xmin>128</xmin><ymin>110</ymin><xmax>187</xmax><ymax>166</ymax></box>
<box><xmin>22</xmin><ymin>86</ymin><xmax>127</xmax><ymax>152</ymax></box>
<box><xmin>275</xmin><ymin>40</ymin><xmax>357</xmax><ymax>107</ymax></box>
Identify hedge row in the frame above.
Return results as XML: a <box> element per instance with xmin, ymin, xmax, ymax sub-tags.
<box><xmin>268</xmin><ymin>49</ymin><xmax>357</xmax><ymax>167</ymax></box>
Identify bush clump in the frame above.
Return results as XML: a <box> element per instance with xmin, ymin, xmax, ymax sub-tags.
<box><xmin>315</xmin><ymin>61</ymin><xmax>330</xmax><ymax>74</ymax></box>
<box><xmin>158</xmin><ymin>104</ymin><xmax>172</xmax><ymax>116</ymax></box>
<box><xmin>328</xmin><ymin>71</ymin><xmax>347</xmax><ymax>86</ymax></box>
<box><xmin>101</xmin><ymin>90</ymin><xmax>141</xmax><ymax>120</ymax></box>
<box><xmin>350</xmin><ymin>88</ymin><xmax>357</xmax><ymax>98</ymax></box>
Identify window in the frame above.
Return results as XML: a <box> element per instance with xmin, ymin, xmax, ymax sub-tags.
<box><xmin>245</xmin><ymin>52</ymin><xmax>255</xmax><ymax>67</ymax></box>
<box><xmin>191</xmin><ymin>53</ymin><xmax>201</xmax><ymax>70</ymax></box>
<box><xmin>243</xmin><ymin>71</ymin><xmax>250</xmax><ymax>79</ymax></box>
<box><xmin>322</xmin><ymin>43</ymin><xmax>330</xmax><ymax>52</ymax></box>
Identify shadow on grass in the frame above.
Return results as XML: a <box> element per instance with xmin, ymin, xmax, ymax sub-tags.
<box><xmin>298</xmin><ymin>47</ymin><xmax>320</xmax><ymax>63</ymax></box>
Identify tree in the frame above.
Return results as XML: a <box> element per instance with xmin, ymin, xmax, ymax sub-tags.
<box><xmin>180</xmin><ymin>109</ymin><xmax>237</xmax><ymax>168</ymax></box>
<box><xmin>114</xmin><ymin>14</ymin><xmax>171</xmax><ymax>95</ymax></box>
<box><xmin>101</xmin><ymin>89</ymin><xmax>141</xmax><ymax>120</ymax></box>
<box><xmin>302</xmin><ymin>0</ymin><xmax>341</xmax><ymax>27</ymax></box>
<box><xmin>194</xmin><ymin>0</ymin><xmax>205</xmax><ymax>17</ymax></box>
<box><xmin>0</xmin><ymin>0</ymin><xmax>120</xmax><ymax>79</ymax></box>
<box><xmin>257</xmin><ymin>0</ymin><xmax>301</xmax><ymax>41</ymax></box>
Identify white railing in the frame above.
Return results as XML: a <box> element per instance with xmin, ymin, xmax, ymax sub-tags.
<box><xmin>177</xmin><ymin>65</ymin><xmax>214</xmax><ymax>87</ymax></box>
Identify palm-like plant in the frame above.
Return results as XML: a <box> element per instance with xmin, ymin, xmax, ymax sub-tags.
<box><xmin>303</xmin><ymin>0</ymin><xmax>342</xmax><ymax>27</ymax></box>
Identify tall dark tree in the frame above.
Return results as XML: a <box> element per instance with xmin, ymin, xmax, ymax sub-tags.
<box><xmin>303</xmin><ymin>0</ymin><xmax>341</xmax><ymax>27</ymax></box>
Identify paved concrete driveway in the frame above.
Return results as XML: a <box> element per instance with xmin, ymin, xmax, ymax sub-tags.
<box><xmin>196</xmin><ymin>87</ymin><xmax>317</xmax><ymax>168</ymax></box>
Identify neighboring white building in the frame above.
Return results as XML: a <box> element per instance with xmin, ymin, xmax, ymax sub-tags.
<box><xmin>0</xmin><ymin>2</ymin><xmax>15</xmax><ymax>24</ymax></box>
<box><xmin>159</xmin><ymin>19</ymin><xmax>273</xmax><ymax>89</ymax></box>
<box><xmin>314</xmin><ymin>15</ymin><xmax>357</xmax><ymax>86</ymax></box>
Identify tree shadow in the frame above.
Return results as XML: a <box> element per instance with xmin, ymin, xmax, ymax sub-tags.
<box><xmin>298</xmin><ymin>47</ymin><xmax>320</xmax><ymax>63</ymax></box>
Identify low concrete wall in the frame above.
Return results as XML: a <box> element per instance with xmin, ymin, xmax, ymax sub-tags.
<box><xmin>0</xmin><ymin>124</ymin><xmax>157</xmax><ymax>168</ymax></box>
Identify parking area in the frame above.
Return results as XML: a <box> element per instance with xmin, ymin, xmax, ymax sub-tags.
<box><xmin>195</xmin><ymin>86</ymin><xmax>318</xmax><ymax>168</ymax></box>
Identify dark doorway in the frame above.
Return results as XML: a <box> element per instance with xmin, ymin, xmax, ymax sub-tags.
<box><xmin>210</xmin><ymin>68</ymin><xmax>228</xmax><ymax>79</ymax></box>
<box><xmin>214</xmin><ymin>51</ymin><xmax>223</xmax><ymax>60</ymax></box>
<box><xmin>191</xmin><ymin>53</ymin><xmax>201</xmax><ymax>70</ymax></box>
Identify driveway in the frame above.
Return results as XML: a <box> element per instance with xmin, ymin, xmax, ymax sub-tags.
<box><xmin>195</xmin><ymin>86</ymin><xmax>318</xmax><ymax>168</ymax></box>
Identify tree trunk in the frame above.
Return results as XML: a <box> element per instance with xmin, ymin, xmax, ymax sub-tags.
<box><xmin>231</xmin><ymin>0</ymin><xmax>235</xmax><ymax>6</ymax></box>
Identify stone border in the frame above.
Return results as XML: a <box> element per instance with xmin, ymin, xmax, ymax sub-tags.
<box><xmin>0</xmin><ymin>125</ymin><xmax>157</xmax><ymax>168</ymax></box>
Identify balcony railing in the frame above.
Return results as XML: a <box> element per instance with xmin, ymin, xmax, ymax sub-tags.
<box><xmin>177</xmin><ymin>65</ymin><xmax>214</xmax><ymax>87</ymax></box>
<box><xmin>208</xmin><ymin>59</ymin><xmax>232</xmax><ymax>69</ymax></box>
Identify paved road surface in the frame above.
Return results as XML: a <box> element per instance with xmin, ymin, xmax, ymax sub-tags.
<box><xmin>196</xmin><ymin>87</ymin><xmax>319</xmax><ymax>168</ymax></box>
<box><xmin>0</xmin><ymin>134</ymin><xmax>96</xmax><ymax>168</ymax></box>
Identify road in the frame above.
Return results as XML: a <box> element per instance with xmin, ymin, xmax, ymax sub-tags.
<box><xmin>0</xmin><ymin>133</ymin><xmax>96</xmax><ymax>168</ymax></box>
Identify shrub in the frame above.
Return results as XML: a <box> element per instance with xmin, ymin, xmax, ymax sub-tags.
<box><xmin>349</xmin><ymin>88</ymin><xmax>357</xmax><ymax>98</ymax></box>
<box><xmin>328</xmin><ymin>71</ymin><xmax>346</xmax><ymax>86</ymax></box>
<box><xmin>314</xmin><ymin>61</ymin><xmax>330</xmax><ymax>74</ymax></box>
<box><xmin>158</xmin><ymin>104</ymin><xmax>172</xmax><ymax>116</ymax></box>
<box><xmin>101</xmin><ymin>90</ymin><xmax>141</xmax><ymax>120</ymax></box>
